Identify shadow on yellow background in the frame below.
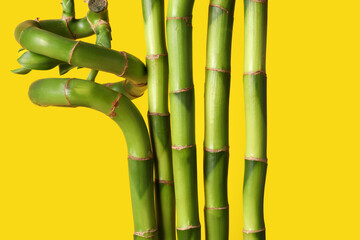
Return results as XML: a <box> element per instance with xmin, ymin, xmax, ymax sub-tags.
<box><xmin>1</xmin><ymin>0</ymin><xmax>359</xmax><ymax>239</ymax></box>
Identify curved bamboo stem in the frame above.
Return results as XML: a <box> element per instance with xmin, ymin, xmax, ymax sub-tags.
<box><xmin>243</xmin><ymin>0</ymin><xmax>268</xmax><ymax>240</ymax></box>
<box><xmin>28</xmin><ymin>78</ymin><xmax>158</xmax><ymax>240</ymax></box>
<box><xmin>14</xmin><ymin>20</ymin><xmax>147</xmax><ymax>85</ymax></box>
<box><xmin>166</xmin><ymin>0</ymin><xmax>200</xmax><ymax>239</ymax></box>
<box><xmin>141</xmin><ymin>0</ymin><xmax>175</xmax><ymax>239</ymax></box>
<box><xmin>204</xmin><ymin>0</ymin><xmax>235</xmax><ymax>239</ymax></box>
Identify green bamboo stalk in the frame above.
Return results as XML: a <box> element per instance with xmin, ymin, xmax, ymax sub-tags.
<box><xmin>204</xmin><ymin>0</ymin><xmax>235</xmax><ymax>239</ymax></box>
<box><xmin>166</xmin><ymin>1</ymin><xmax>200</xmax><ymax>239</ymax></box>
<box><xmin>242</xmin><ymin>0</ymin><xmax>268</xmax><ymax>240</ymax></box>
<box><xmin>14</xmin><ymin>20</ymin><xmax>147</xmax><ymax>85</ymax></box>
<box><xmin>28</xmin><ymin>78</ymin><xmax>158</xmax><ymax>240</ymax></box>
<box><xmin>141</xmin><ymin>0</ymin><xmax>175</xmax><ymax>239</ymax></box>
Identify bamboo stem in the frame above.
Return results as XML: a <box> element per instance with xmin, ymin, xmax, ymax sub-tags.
<box><xmin>243</xmin><ymin>0</ymin><xmax>268</xmax><ymax>239</ymax></box>
<box><xmin>28</xmin><ymin>78</ymin><xmax>158</xmax><ymax>240</ymax></box>
<box><xmin>166</xmin><ymin>0</ymin><xmax>200</xmax><ymax>239</ymax></box>
<box><xmin>14</xmin><ymin>20</ymin><xmax>147</xmax><ymax>85</ymax></box>
<box><xmin>141</xmin><ymin>0</ymin><xmax>175</xmax><ymax>239</ymax></box>
<box><xmin>204</xmin><ymin>0</ymin><xmax>235</xmax><ymax>239</ymax></box>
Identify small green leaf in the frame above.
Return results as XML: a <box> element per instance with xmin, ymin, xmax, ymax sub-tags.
<box><xmin>11</xmin><ymin>67</ymin><xmax>31</xmax><ymax>75</ymax></box>
<box><xmin>59</xmin><ymin>63</ymin><xmax>77</xmax><ymax>75</ymax></box>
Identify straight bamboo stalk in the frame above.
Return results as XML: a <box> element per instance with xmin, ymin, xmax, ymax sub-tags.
<box><xmin>204</xmin><ymin>0</ymin><xmax>235</xmax><ymax>239</ymax></box>
<box><xmin>242</xmin><ymin>0</ymin><xmax>268</xmax><ymax>240</ymax></box>
<box><xmin>28</xmin><ymin>78</ymin><xmax>158</xmax><ymax>239</ymax></box>
<box><xmin>166</xmin><ymin>0</ymin><xmax>200</xmax><ymax>239</ymax></box>
<box><xmin>141</xmin><ymin>0</ymin><xmax>175</xmax><ymax>239</ymax></box>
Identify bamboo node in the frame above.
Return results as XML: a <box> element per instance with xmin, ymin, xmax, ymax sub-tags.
<box><xmin>148</xmin><ymin>111</ymin><xmax>170</xmax><ymax>117</ymax></box>
<box><xmin>177</xmin><ymin>225</ymin><xmax>201</xmax><ymax>231</ymax></box>
<box><xmin>128</xmin><ymin>151</ymin><xmax>153</xmax><ymax>161</ymax></box>
<box><xmin>86</xmin><ymin>12</ymin><xmax>96</xmax><ymax>33</ymax></box>
<box><xmin>204</xmin><ymin>146</ymin><xmax>229</xmax><ymax>153</ymax></box>
<box><xmin>128</xmin><ymin>79</ymin><xmax>147</xmax><ymax>88</ymax></box>
<box><xmin>107</xmin><ymin>93</ymin><xmax>122</xmax><ymax>119</ymax></box>
<box><xmin>209</xmin><ymin>4</ymin><xmax>233</xmax><ymax>16</ymax></box>
<box><xmin>64</xmin><ymin>78</ymin><xmax>74</xmax><ymax>105</ymax></box>
<box><xmin>103</xmin><ymin>82</ymin><xmax>115</xmax><ymax>87</ymax></box>
<box><xmin>166</xmin><ymin>16</ymin><xmax>192</xmax><ymax>26</ymax></box>
<box><xmin>251</xmin><ymin>0</ymin><xmax>267</xmax><ymax>3</ymax></box>
<box><xmin>93</xmin><ymin>19</ymin><xmax>111</xmax><ymax>31</ymax></box>
<box><xmin>134</xmin><ymin>227</ymin><xmax>158</xmax><ymax>238</ymax></box>
<box><xmin>155</xmin><ymin>179</ymin><xmax>174</xmax><ymax>186</ymax></box>
<box><xmin>206</xmin><ymin>67</ymin><xmax>231</xmax><ymax>74</ymax></box>
<box><xmin>172</xmin><ymin>144</ymin><xmax>196</xmax><ymax>150</ymax></box>
<box><xmin>123</xmin><ymin>79</ymin><xmax>144</xmax><ymax>99</ymax></box>
<box><xmin>170</xmin><ymin>85</ymin><xmax>194</xmax><ymax>94</ymax></box>
<box><xmin>245</xmin><ymin>156</ymin><xmax>268</xmax><ymax>164</ymax></box>
<box><xmin>243</xmin><ymin>228</ymin><xmax>265</xmax><ymax>234</ymax></box>
<box><xmin>68</xmin><ymin>41</ymin><xmax>81</xmax><ymax>65</ymax></box>
<box><xmin>205</xmin><ymin>205</ymin><xmax>229</xmax><ymax>210</ymax></box>
<box><xmin>63</xmin><ymin>16</ymin><xmax>76</xmax><ymax>39</ymax></box>
<box><xmin>146</xmin><ymin>53</ymin><xmax>168</xmax><ymax>60</ymax></box>
<box><xmin>243</xmin><ymin>70</ymin><xmax>267</xmax><ymax>78</ymax></box>
<box><xmin>117</xmin><ymin>51</ymin><xmax>128</xmax><ymax>78</ymax></box>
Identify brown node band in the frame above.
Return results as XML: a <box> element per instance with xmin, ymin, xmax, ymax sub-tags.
<box><xmin>128</xmin><ymin>155</ymin><xmax>152</xmax><ymax>161</ymax></box>
<box><xmin>103</xmin><ymin>82</ymin><xmax>115</xmax><ymax>87</ymax></box>
<box><xmin>245</xmin><ymin>156</ymin><xmax>268</xmax><ymax>164</ymax></box>
<box><xmin>155</xmin><ymin>179</ymin><xmax>174</xmax><ymax>186</ymax></box>
<box><xmin>148</xmin><ymin>111</ymin><xmax>170</xmax><ymax>117</ymax></box>
<box><xmin>243</xmin><ymin>70</ymin><xmax>267</xmax><ymax>78</ymax></box>
<box><xmin>107</xmin><ymin>93</ymin><xmax>122</xmax><ymax>119</ymax></box>
<box><xmin>177</xmin><ymin>225</ymin><xmax>201</xmax><ymax>231</ymax></box>
<box><xmin>86</xmin><ymin>12</ymin><xmax>96</xmax><ymax>33</ymax></box>
<box><xmin>251</xmin><ymin>0</ymin><xmax>267</xmax><ymax>3</ymax></box>
<box><xmin>64</xmin><ymin>78</ymin><xmax>74</xmax><ymax>105</ymax></box>
<box><xmin>166</xmin><ymin>16</ymin><xmax>192</xmax><ymax>26</ymax></box>
<box><xmin>68</xmin><ymin>41</ymin><xmax>81</xmax><ymax>65</ymax></box>
<box><xmin>204</xmin><ymin>146</ymin><xmax>229</xmax><ymax>153</ymax></box>
<box><xmin>172</xmin><ymin>144</ymin><xmax>196</xmax><ymax>150</ymax></box>
<box><xmin>93</xmin><ymin>19</ymin><xmax>111</xmax><ymax>31</ymax></box>
<box><xmin>205</xmin><ymin>205</ymin><xmax>229</xmax><ymax>210</ymax></box>
<box><xmin>117</xmin><ymin>51</ymin><xmax>128</xmax><ymax>78</ymax></box>
<box><xmin>35</xmin><ymin>17</ymin><xmax>40</xmax><ymax>22</ymax></box>
<box><xmin>206</xmin><ymin>67</ymin><xmax>231</xmax><ymax>74</ymax></box>
<box><xmin>170</xmin><ymin>85</ymin><xmax>194</xmax><ymax>94</ymax></box>
<box><xmin>243</xmin><ymin>228</ymin><xmax>265</xmax><ymax>234</ymax></box>
<box><xmin>63</xmin><ymin>17</ymin><xmax>76</xmax><ymax>39</ymax></box>
<box><xmin>123</xmin><ymin>79</ymin><xmax>144</xmax><ymax>99</ymax></box>
<box><xmin>209</xmin><ymin>4</ymin><xmax>233</xmax><ymax>16</ymax></box>
<box><xmin>146</xmin><ymin>53</ymin><xmax>168</xmax><ymax>60</ymax></box>
<box><xmin>128</xmin><ymin>79</ymin><xmax>147</xmax><ymax>88</ymax></box>
<box><xmin>134</xmin><ymin>227</ymin><xmax>158</xmax><ymax>238</ymax></box>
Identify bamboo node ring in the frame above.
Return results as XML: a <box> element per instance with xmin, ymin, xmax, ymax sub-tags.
<box><xmin>204</xmin><ymin>146</ymin><xmax>229</xmax><ymax>153</ymax></box>
<box><xmin>134</xmin><ymin>227</ymin><xmax>158</xmax><ymax>238</ymax></box>
<box><xmin>63</xmin><ymin>17</ymin><xmax>76</xmax><ymax>39</ymax></box>
<box><xmin>117</xmin><ymin>51</ymin><xmax>128</xmax><ymax>78</ymax></box>
<box><xmin>155</xmin><ymin>179</ymin><xmax>174</xmax><ymax>186</ymax></box>
<box><xmin>251</xmin><ymin>0</ymin><xmax>267</xmax><ymax>3</ymax></box>
<box><xmin>146</xmin><ymin>53</ymin><xmax>168</xmax><ymax>60</ymax></box>
<box><xmin>86</xmin><ymin>12</ymin><xmax>96</xmax><ymax>33</ymax></box>
<box><xmin>128</xmin><ymin>79</ymin><xmax>147</xmax><ymax>88</ymax></box>
<box><xmin>172</xmin><ymin>144</ymin><xmax>196</xmax><ymax>150</ymax></box>
<box><xmin>148</xmin><ymin>111</ymin><xmax>170</xmax><ymax>117</ymax></box>
<box><xmin>128</xmin><ymin>153</ymin><xmax>152</xmax><ymax>161</ymax></box>
<box><xmin>170</xmin><ymin>85</ymin><xmax>194</xmax><ymax>94</ymax></box>
<box><xmin>93</xmin><ymin>19</ymin><xmax>111</xmax><ymax>31</ymax></box>
<box><xmin>166</xmin><ymin>16</ymin><xmax>192</xmax><ymax>26</ymax></box>
<box><xmin>123</xmin><ymin>79</ymin><xmax>144</xmax><ymax>98</ymax></box>
<box><xmin>68</xmin><ymin>41</ymin><xmax>81</xmax><ymax>65</ymax></box>
<box><xmin>177</xmin><ymin>224</ymin><xmax>201</xmax><ymax>231</ymax></box>
<box><xmin>64</xmin><ymin>78</ymin><xmax>74</xmax><ymax>105</ymax></box>
<box><xmin>107</xmin><ymin>93</ymin><xmax>122</xmax><ymax>118</ymax></box>
<box><xmin>243</xmin><ymin>228</ymin><xmax>265</xmax><ymax>234</ymax></box>
<box><xmin>245</xmin><ymin>156</ymin><xmax>268</xmax><ymax>164</ymax></box>
<box><xmin>209</xmin><ymin>4</ymin><xmax>233</xmax><ymax>16</ymax></box>
<box><xmin>206</xmin><ymin>67</ymin><xmax>231</xmax><ymax>74</ymax></box>
<box><xmin>205</xmin><ymin>205</ymin><xmax>229</xmax><ymax>210</ymax></box>
<box><xmin>243</xmin><ymin>70</ymin><xmax>267</xmax><ymax>78</ymax></box>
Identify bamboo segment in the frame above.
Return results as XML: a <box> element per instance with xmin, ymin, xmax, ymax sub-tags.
<box><xmin>141</xmin><ymin>0</ymin><xmax>175</xmax><ymax>239</ymax></box>
<box><xmin>14</xmin><ymin>20</ymin><xmax>147</xmax><ymax>85</ymax></box>
<box><xmin>243</xmin><ymin>0</ymin><xmax>268</xmax><ymax>240</ymax></box>
<box><xmin>204</xmin><ymin>0</ymin><xmax>235</xmax><ymax>239</ymax></box>
<box><xmin>166</xmin><ymin>0</ymin><xmax>200</xmax><ymax>239</ymax></box>
<box><xmin>28</xmin><ymin>78</ymin><xmax>158</xmax><ymax>240</ymax></box>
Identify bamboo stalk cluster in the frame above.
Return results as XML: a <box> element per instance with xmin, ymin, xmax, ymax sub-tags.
<box><xmin>13</xmin><ymin>0</ymin><xmax>268</xmax><ymax>239</ymax></box>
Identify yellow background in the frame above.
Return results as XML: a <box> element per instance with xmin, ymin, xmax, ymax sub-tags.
<box><xmin>1</xmin><ymin>0</ymin><xmax>360</xmax><ymax>239</ymax></box>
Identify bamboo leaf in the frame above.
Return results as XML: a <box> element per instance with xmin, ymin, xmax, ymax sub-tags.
<box><xmin>11</xmin><ymin>67</ymin><xmax>31</xmax><ymax>75</ymax></box>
